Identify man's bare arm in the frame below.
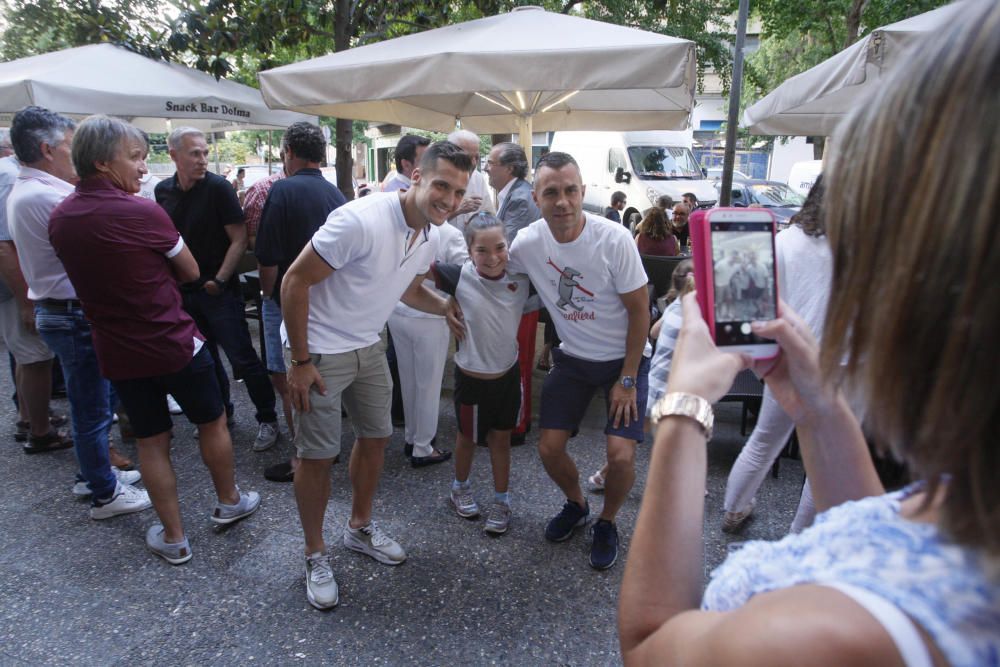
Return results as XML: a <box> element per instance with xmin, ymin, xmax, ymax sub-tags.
<box><xmin>281</xmin><ymin>244</ymin><xmax>334</xmax><ymax>412</ymax></box>
<box><xmin>400</xmin><ymin>272</ymin><xmax>449</xmax><ymax>316</ymax></box>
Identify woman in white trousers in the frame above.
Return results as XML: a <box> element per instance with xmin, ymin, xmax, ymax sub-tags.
<box><xmin>722</xmin><ymin>177</ymin><xmax>840</xmax><ymax>533</ymax></box>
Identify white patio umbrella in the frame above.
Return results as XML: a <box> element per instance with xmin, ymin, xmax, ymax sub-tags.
<box><xmin>0</xmin><ymin>43</ymin><xmax>316</xmax><ymax>132</ymax></box>
<box><xmin>258</xmin><ymin>6</ymin><xmax>696</xmax><ymax>155</ymax></box>
<box><xmin>741</xmin><ymin>1</ymin><xmax>965</xmax><ymax>136</ymax></box>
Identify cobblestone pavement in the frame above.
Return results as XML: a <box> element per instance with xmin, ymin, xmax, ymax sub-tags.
<box><xmin>0</xmin><ymin>331</ymin><xmax>804</xmax><ymax>665</ymax></box>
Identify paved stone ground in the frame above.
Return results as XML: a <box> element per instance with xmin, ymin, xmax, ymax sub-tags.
<box><xmin>0</xmin><ymin>329</ymin><xmax>805</xmax><ymax>665</ymax></box>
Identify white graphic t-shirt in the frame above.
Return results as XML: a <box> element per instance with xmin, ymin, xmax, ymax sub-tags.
<box><xmin>509</xmin><ymin>213</ymin><xmax>648</xmax><ymax>362</ymax></box>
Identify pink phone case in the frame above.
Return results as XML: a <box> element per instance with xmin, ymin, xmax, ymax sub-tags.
<box><xmin>691</xmin><ymin>208</ymin><xmax>779</xmax><ymax>360</ymax></box>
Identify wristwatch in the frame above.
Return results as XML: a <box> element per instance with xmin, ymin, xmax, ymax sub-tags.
<box><xmin>650</xmin><ymin>392</ymin><xmax>714</xmax><ymax>440</ymax></box>
<box><xmin>620</xmin><ymin>375</ymin><xmax>636</xmax><ymax>390</ymax></box>
<box><xmin>289</xmin><ymin>357</ymin><xmax>313</xmax><ymax>367</ymax></box>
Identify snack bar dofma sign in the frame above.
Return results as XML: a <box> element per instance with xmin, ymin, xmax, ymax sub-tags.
<box><xmin>165</xmin><ymin>101</ymin><xmax>251</xmax><ymax>118</ymax></box>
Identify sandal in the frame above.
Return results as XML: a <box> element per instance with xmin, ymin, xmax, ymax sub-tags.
<box><xmin>15</xmin><ymin>412</ymin><xmax>69</xmax><ymax>442</ymax></box>
<box><xmin>23</xmin><ymin>429</ymin><xmax>74</xmax><ymax>455</ymax></box>
<box><xmin>109</xmin><ymin>445</ymin><xmax>134</xmax><ymax>471</ymax></box>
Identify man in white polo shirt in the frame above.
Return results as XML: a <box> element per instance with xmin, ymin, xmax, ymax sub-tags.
<box><xmin>281</xmin><ymin>141</ymin><xmax>472</xmax><ymax>610</ymax></box>
<box><xmin>507</xmin><ymin>151</ymin><xmax>651</xmax><ymax>571</ymax></box>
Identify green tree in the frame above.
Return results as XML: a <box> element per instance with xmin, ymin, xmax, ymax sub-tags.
<box><xmin>747</xmin><ymin>0</ymin><xmax>950</xmax><ymax>156</ymax></box>
<box><xmin>161</xmin><ymin>0</ymin><xmax>464</xmax><ymax>198</ymax></box>
<box><xmin>0</xmin><ymin>0</ymin><xmax>166</xmax><ymax>61</ymax></box>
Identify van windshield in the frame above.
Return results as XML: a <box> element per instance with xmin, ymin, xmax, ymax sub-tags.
<box><xmin>627</xmin><ymin>146</ymin><xmax>702</xmax><ymax>180</ymax></box>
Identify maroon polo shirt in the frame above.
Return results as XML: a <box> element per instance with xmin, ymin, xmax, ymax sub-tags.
<box><xmin>49</xmin><ymin>177</ymin><xmax>203</xmax><ymax>381</ymax></box>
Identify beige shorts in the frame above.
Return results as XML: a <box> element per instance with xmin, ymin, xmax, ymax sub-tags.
<box><xmin>287</xmin><ymin>339</ymin><xmax>393</xmax><ymax>460</ymax></box>
<box><xmin>0</xmin><ymin>299</ymin><xmax>54</xmax><ymax>364</ymax></box>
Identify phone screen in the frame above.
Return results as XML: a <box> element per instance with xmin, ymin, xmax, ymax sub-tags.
<box><xmin>710</xmin><ymin>220</ymin><xmax>777</xmax><ymax>346</ymax></box>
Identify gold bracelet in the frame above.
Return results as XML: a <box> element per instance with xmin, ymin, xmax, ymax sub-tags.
<box><xmin>650</xmin><ymin>392</ymin><xmax>714</xmax><ymax>440</ymax></box>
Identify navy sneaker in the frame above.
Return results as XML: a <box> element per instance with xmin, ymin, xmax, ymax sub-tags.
<box><xmin>544</xmin><ymin>499</ymin><xmax>590</xmax><ymax>542</ymax></box>
<box><xmin>590</xmin><ymin>519</ymin><xmax>619</xmax><ymax>570</ymax></box>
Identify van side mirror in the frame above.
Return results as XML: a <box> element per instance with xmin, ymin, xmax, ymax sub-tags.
<box><xmin>732</xmin><ymin>190</ymin><xmax>743</xmax><ymax>200</ymax></box>
<box><xmin>615</xmin><ymin>166</ymin><xmax>631</xmax><ymax>184</ymax></box>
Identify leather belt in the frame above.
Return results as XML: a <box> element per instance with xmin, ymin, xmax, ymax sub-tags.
<box><xmin>38</xmin><ymin>298</ymin><xmax>82</xmax><ymax>310</ymax></box>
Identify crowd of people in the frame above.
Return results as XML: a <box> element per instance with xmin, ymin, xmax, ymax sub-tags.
<box><xmin>1</xmin><ymin>1</ymin><xmax>998</xmax><ymax>658</ymax></box>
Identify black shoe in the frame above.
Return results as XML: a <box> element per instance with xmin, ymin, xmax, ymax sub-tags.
<box><xmin>544</xmin><ymin>499</ymin><xmax>589</xmax><ymax>542</ymax></box>
<box><xmin>264</xmin><ymin>462</ymin><xmax>294</xmax><ymax>482</ymax></box>
<box><xmin>589</xmin><ymin>519</ymin><xmax>619</xmax><ymax>570</ymax></box>
<box><xmin>264</xmin><ymin>455</ymin><xmax>338</xmax><ymax>482</ymax></box>
<box><xmin>410</xmin><ymin>448</ymin><xmax>452</xmax><ymax>468</ymax></box>
<box><xmin>404</xmin><ymin>443</ymin><xmax>413</xmax><ymax>459</ymax></box>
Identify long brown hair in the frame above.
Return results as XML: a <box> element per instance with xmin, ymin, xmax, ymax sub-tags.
<box><xmin>821</xmin><ymin>0</ymin><xmax>1000</xmax><ymax>555</ymax></box>
<box><xmin>791</xmin><ymin>174</ymin><xmax>825</xmax><ymax>237</ymax></box>
<box><xmin>637</xmin><ymin>208</ymin><xmax>671</xmax><ymax>241</ymax></box>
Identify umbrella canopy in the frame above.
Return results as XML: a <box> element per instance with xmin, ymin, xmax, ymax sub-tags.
<box><xmin>742</xmin><ymin>1</ymin><xmax>965</xmax><ymax>136</ymax></box>
<box><xmin>0</xmin><ymin>43</ymin><xmax>315</xmax><ymax>131</ymax></box>
<box><xmin>258</xmin><ymin>6</ymin><xmax>696</xmax><ymax>152</ymax></box>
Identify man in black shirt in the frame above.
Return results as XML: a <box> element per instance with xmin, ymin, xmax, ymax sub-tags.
<box><xmin>254</xmin><ymin>122</ymin><xmax>346</xmax><ymax>480</ymax></box>
<box><xmin>155</xmin><ymin>127</ymin><xmax>279</xmax><ymax>452</ymax></box>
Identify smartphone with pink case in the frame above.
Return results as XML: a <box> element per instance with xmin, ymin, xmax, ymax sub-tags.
<box><xmin>692</xmin><ymin>208</ymin><xmax>779</xmax><ymax>360</ymax></box>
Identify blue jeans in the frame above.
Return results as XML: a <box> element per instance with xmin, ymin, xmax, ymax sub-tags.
<box><xmin>182</xmin><ymin>288</ymin><xmax>276</xmax><ymax>424</ymax></box>
<box><xmin>35</xmin><ymin>304</ymin><xmax>116</xmax><ymax>499</ymax></box>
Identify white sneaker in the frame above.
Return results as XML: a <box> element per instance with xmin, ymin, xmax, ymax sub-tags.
<box><xmin>449</xmin><ymin>487</ymin><xmax>480</xmax><ymax>518</ymax></box>
<box><xmin>343</xmin><ymin>521</ymin><xmax>406</xmax><ymax>565</ymax></box>
<box><xmin>305</xmin><ymin>551</ymin><xmax>339</xmax><ymax>610</ymax></box>
<box><xmin>90</xmin><ymin>482</ymin><xmax>152</xmax><ymax>520</ymax></box>
<box><xmin>166</xmin><ymin>394</ymin><xmax>183</xmax><ymax>415</ymax></box>
<box><xmin>253</xmin><ymin>421</ymin><xmax>280</xmax><ymax>452</ymax></box>
<box><xmin>73</xmin><ymin>467</ymin><xmax>142</xmax><ymax>496</ymax></box>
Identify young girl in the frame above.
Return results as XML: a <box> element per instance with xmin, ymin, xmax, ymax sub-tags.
<box><xmin>432</xmin><ymin>212</ymin><xmax>537</xmax><ymax>535</ymax></box>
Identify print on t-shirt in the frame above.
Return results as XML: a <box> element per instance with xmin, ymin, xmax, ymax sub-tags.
<box><xmin>546</xmin><ymin>257</ymin><xmax>595</xmax><ymax>318</ymax></box>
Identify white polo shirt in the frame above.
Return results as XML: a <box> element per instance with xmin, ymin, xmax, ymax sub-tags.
<box><xmin>283</xmin><ymin>192</ymin><xmax>438</xmax><ymax>354</ymax></box>
<box><xmin>7</xmin><ymin>166</ymin><xmax>76</xmax><ymax>301</ymax></box>
<box><xmin>509</xmin><ymin>213</ymin><xmax>648</xmax><ymax>362</ymax></box>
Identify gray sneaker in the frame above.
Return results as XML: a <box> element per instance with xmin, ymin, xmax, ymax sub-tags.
<box><xmin>343</xmin><ymin>521</ymin><xmax>406</xmax><ymax>565</ymax></box>
<box><xmin>305</xmin><ymin>551</ymin><xmax>339</xmax><ymax>610</ymax></box>
<box><xmin>449</xmin><ymin>487</ymin><xmax>480</xmax><ymax>518</ymax></box>
<box><xmin>73</xmin><ymin>467</ymin><xmax>141</xmax><ymax>496</ymax></box>
<box><xmin>146</xmin><ymin>524</ymin><xmax>192</xmax><ymax>565</ymax></box>
<box><xmin>253</xmin><ymin>421</ymin><xmax>280</xmax><ymax>452</ymax></box>
<box><xmin>211</xmin><ymin>489</ymin><xmax>261</xmax><ymax>525</ymax></box>
<box><xmin>90</xmin><ymin>482</ymin><xmax>152</xmax><ymax>520</ymax></box>
<box><xmin>484</xmin><ymin>502</ymin><xmax>512</xmax><ymax>535</ymax></box>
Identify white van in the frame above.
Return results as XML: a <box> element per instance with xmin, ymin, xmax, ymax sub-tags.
<box><xmin>786</xmin><ymin>160</ymin><xmax>823</xmax><ymax>197</ymax></box>
<box><xmin>548</xmin><ymin>130</ymin><xmax>719</xmax><ymax>226</ymax></box>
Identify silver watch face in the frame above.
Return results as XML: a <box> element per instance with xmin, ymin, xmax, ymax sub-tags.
<box><xmin>621</xmin><ymin>376</ymin><xmax>635</xmax><ymax>389</ymax></box>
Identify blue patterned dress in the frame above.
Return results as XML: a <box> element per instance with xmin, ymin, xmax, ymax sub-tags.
<box><xmin>703</xmin><ymin>486</ymin><xmax>1000</xmax><ymax>666</ymax></box>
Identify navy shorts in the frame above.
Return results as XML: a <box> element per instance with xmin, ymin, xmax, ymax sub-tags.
<box><xmin>539</xmin><ymin>348</ymin><xmax>649</xmax><ymax>443</ymax></box>
<box><xmin>454</xmin><ymin>363</ymin><xmax>521</xmax><ymax>445</ymax></box>
<box><xmin>112</xmin><ymin>346</ymin><xmax>225</xmax><ymax>439</ymax></box>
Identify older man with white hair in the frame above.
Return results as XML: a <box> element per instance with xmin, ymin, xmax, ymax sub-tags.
<box><xmin>445</xmin><ymin>129</ymin><xmax>495</xmax><ymax>232</ymax></box>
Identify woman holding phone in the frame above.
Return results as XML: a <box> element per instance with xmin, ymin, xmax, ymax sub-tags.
<box><xmin>619</xmin><ymin>2</ymin><xmax>1000</xmax><ymax>664</ymax></box>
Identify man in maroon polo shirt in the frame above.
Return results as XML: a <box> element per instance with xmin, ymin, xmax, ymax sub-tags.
<box><xmin>49</xmin><ymin>115</ymin><xmax>261</xmax><ymax>564</ymax></box>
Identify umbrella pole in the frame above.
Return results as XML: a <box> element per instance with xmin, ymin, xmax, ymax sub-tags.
<box><xmin>214</xmin><ymin>134</ymin><xmax>220</xmax><ymax>175</ymax></box>
<box><xmin>517</xmin><ymin>116</ymin><xmax>533</xmax><ymax>171</ymax></box>
<box><xmin>719</xmin><ymin>0</ymin><xmax>750</xmax><ymax>206</ymax></box>
<box><xmin>268</xmin><ymin>130</ymin><xmax>273</xmax><ymax>175</ymax></box>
